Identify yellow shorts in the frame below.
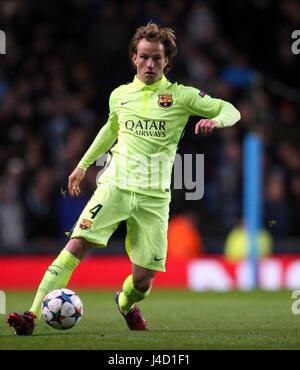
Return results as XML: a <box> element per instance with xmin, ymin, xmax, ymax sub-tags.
<box><xmin>71</xmin><ymin>184</ymin><xmax>170</xmax><ymax>272</ymax></box>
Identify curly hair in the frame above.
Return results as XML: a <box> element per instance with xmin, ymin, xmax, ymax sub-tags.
<box><xmin>129</xmin><ymin>23</ymin><xmax>177</xmax><ymax>74</ymax></box>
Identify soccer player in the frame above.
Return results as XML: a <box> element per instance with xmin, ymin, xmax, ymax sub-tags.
<box><xmin>7</xmin><ymin>23</ymin><xmax>240</xmax><ymax>335</ymax></box>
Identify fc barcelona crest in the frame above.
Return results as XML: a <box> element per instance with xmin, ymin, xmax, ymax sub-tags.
<box><xmin>158</xmin><ymin>94</ymin><xmax>173</xmax><ymax>108</ymax></box>
<box><xmin>79</xmin><ymin>219</ymin><xmax>93</xmax><ymax>230</ymax></box>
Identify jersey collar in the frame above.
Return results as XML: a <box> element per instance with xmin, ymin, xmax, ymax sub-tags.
<box><xmin>133</xmin><ymin>75</ymin><xmax>168</xmax><ymax>91</ymax></box>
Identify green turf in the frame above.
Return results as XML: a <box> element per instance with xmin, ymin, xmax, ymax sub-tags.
<box><xmin>0</xmin><ymin>289</ymin><xmax>300</xmax><ymax>349</ymax></box>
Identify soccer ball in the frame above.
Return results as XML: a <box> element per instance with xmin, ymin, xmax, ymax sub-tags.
<box><xmin>41</xmin><ymin>288</ymin><xmax>83</xmax><ymax>330</ymax></box>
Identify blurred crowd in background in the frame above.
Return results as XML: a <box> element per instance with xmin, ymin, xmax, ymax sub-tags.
<box><xmin>0</xmin><ymin>0</ymin><xmax>300</xmax><ymax>254</ymax></box>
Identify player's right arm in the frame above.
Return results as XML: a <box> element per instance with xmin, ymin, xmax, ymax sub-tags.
<box><xmin>68</xmin><ymin>91</ymin><xmax>119</xmax><ymax>196</ymax></box>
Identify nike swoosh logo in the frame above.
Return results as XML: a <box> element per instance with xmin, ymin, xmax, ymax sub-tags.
<box><xmin>154</xmin><ymin>257</ymin><xmax>165</xmax><ymax>262</ymax></box>
<box><xmin>121</xmin><ymin>101</ymin><xmax>131</xmax><ymax>105</ymax></box>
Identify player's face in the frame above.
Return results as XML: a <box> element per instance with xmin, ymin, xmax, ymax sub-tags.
<box><xmin>132</xmin><ymin>39</ymin><xmax>168</xmax><ymax>85</ymax></box>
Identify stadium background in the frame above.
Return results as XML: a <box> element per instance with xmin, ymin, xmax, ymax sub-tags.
<box><xmin>0</xmin><ymin>0</ymin><xmax>300</xmax><ymax>290</ymax></box>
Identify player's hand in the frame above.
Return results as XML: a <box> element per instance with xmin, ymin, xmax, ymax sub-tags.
<box><xmin>195</xmin><ymin>119</ymin><xmax>220</xmax><ymax>135</ymax></box>
<box><xmin>68</xmin><ymin>167</ymin><xmax>85</xmax><ymax>197</ymax></box>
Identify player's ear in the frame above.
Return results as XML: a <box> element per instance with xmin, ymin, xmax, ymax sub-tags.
<box><xmin>164</xmin><ymin>57</ymin><xmax>169</xmax><ymax>69</ymax></box>
<box><xmin>132</xmin><ymin>54</ymin><xmax>138</xmax><ymax>67</ymax></box>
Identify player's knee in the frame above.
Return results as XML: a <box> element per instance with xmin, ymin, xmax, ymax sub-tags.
<box><xmin>65</xmin><ymin>237</ymin><xmax>93</xmax><ymax>260</ymax></box>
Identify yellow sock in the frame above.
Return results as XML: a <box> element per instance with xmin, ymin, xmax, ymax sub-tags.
<box><xmin>29</xmin><ymin>249</ymin><xmax>80</xmax><ymax>319</ymax></box>
<box><xmin>118</xmin><ymin>275</ymin><xmax>151</xmax><ymax>314</ymax></box>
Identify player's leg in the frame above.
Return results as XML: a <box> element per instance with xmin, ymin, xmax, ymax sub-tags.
<box><xmin>115</xmin><ymin>264</ymin><xmax>155</xmax><ymax>330</ymax></box>
<box><xmin>7</xmin><ymin>237</ymin><xmax>93</xmax><ymax>335</ymax></box>
<box><xmin>8</xmin><ymin>184</ymin><xmax>129</xmax><ymax>335</ymax></box>
<box><xmin>133</xmin><ymin>263</ymin><xmax>155</xmax><ymax>292</ymax></box>
<box><xmin>115</xmin><ymin>192</ymin><xmax>170</xmax><ymax>330</ymax></box>
<box><xmin>118</xmin><ymin>264</ymin><xmax>155</xmax><ymax>314</ymax></box>
<box><xmin>28</xmin><ymin>237</ymin><xmax>92</xmax><ymax>318</ymax></box>
<box><xmin>30</xmin><ymin>183</ymin><xmax>128</xmax><ymax>319</ymax></box>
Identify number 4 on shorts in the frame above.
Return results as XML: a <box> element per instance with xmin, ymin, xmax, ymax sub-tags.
<box><xmin>89</xmin><ymin>204</ymin><xmax>102</xmax><ymax>219</ymax></box>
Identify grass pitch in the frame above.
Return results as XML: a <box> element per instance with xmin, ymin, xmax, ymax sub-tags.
<box><xmin>0</xmin><ymin>289</ymin><xmax>299</xmax><ymax>350</ymax></box>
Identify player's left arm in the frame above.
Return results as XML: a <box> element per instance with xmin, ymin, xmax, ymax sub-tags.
<box><xmin>181</xmin><ymin>86</ymin><xmax>241</xmax><ymax>135</ymax></box>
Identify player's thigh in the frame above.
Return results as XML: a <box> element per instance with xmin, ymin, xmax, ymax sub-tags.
<box><xmin>71</xmin><ymin>184</ymin><xmax>130</xmax><ymax>247</ymax></box>
<box><xmin>126</xmin><ymin>196</ymin><xmax>170</xmax><ymax>272</ymax></box>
